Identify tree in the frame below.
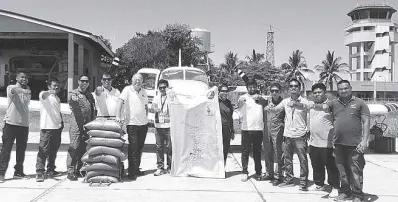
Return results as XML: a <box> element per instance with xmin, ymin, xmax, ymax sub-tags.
<box><xmin>112</xmin><ymin>23</ymin><xmax>204</xmax><ymax>90</ymax></box>
<box><xmin>220</xmin><ymin>51</ymin><xmax>239</xmax><ymax>74</ymax></box>
<box><xmin>245</xmin><ymin>49</ymin><xmax>265</xmax><ymax>63</ymax></box>
<box><xmin>315</xmin><ymin>51</ymin><xmax>349</xmax><ymax>92</ymax></box>
<box><xmin>284</xmin><ymin>50</ymin><xmax>314</xmax><ymax>90</ymax></box>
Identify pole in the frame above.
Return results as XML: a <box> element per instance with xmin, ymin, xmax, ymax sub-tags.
<box><xmin>178</xmin><ymin>49</ymin><xmax>182</xmax><ymax>67</ymax></box>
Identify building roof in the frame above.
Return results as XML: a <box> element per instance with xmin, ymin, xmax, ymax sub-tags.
<box><xmin>347</xmin><ymin>4</ymin><xmax>396</xmax><ymax>16</ymax></box>
<box><xmin>0</xmin><ymin>9</ymin><xmax>114</xmax><ymax>57</ymax></box>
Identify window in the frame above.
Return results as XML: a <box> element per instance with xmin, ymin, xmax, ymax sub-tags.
<box><xmin>185</xmin><ymin>69</ymin><xmax>208</xmax><ymax>84</ymax></box>
<box><xmin>359</xmin><ymin>11</ymin><xmax>368</xmax><ymax>19</ymax></box>
<box><xmin>364</xmin><ymin>72</ymin><xmax>371</xmax><ymax>81</ymax></box>
<box><xmin>160</xmin><ymin>69</ymin><xmax>183</xmax><ymax>80</ymax></box>
<box><xmin>379</xmin><ymin>12</ymin><xmax>387</xmax><ymax>19</ymax></box>
<box><xmin>140</xmin><ymin>73</ymin><xmax>157</xmax><ymax>90</ymax></box>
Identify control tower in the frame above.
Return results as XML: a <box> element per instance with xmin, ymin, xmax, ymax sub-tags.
<box><xmin>344</xmin><ymin>4</ymin><xmax>398</xmax><ymax>82</ymax></box>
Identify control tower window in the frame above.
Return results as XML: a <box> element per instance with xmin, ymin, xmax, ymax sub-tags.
<box><xmin>379</xmin><ymin>12</ymin><xmax>387</xmax><ymax>19</ymax></box>
<box><xmin>370</xmin><ymin>12</ymin><xmax>378</xmax><ymax>18</ymax></box>
<box><xmin>359</xmin><ymin>11</ymin><xmax>368</xmax><ymax>19</ymax></box>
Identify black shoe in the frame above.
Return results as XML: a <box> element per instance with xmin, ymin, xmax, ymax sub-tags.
<box><xmin>128</xmin><ymin>174</ymin><xmax>137</xmax><ymax>181</ymax></box>
<box><xmin>67</xmin><ymin>173</ymin><xmax>78</xmax><ymax>181</ymax></box>
<box><xmin>46</xmin><ymin>170</ymin><xmax>61</xmax><ymax>178</ymax></box>
<box><xmin>272</xmin><ymin>179</ymin><xmax>283</xmax><ymax>186</ymax></box>
<box><xmin>13</xmin><ymin>172</ymin><xmax>30</xmax><ymax>179</ymax></box>
<box><xmin>36</xmin><ymin>174</ymin><xmax>44</xmax><ymax>182</ymax></box>
<box><xmin>299</xmin><ymin>185</ymin><xmax>308</xmax><ymax>191</ymax></box>
<box><xmin>262</xmin><ymin>175</ymin><xmax>275</xmax><ymax>181</ymax></box>
<box><xmin>279</xmin><ymin>181</ymin><xmax>295</xmax><ymax>188</ymax></box>
<box><xmin>136</xmin><ymin>170</ymin><xmax>144</xmax><ymax>176</ymax></box>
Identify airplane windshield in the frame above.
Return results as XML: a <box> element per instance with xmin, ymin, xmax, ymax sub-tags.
<box><xmin>161</xmin><ymin>69</ymin><xmax>184</xmax><ymax>80</ymax></box>
<box><xmin>185</xmin><ymin>69</ymin><xmax>208</xmax><ymax>84</ymax></box>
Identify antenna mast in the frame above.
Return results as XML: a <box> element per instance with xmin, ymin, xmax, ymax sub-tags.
<box><xmin>266</xmin><ymin>25</ymin><xmax>275</xmax><ymax>67</ymax></box>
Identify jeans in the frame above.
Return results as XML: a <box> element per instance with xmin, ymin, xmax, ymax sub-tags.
<box><xmin>334</xmin><ymin>144</ymin><xmax>365</xmax><ymax>199</ymax></box>
<box><xmin>222</xmin><ymin>126</ymin><xmax>232</xmax><ymax>163</ymax></box>
<box><xmin>127</xmin><ymin>124</ymin><xmax>148</xmax><ymax>176</ymax></box>
<box><xmin>241</xmin><ymin>130</ymin><xmax>263</xmax><ymax>175</ymax></box>
<box><xmin>36</xmin><ymin>128</ymin><xmax>62</xmax><ymax>174</ymax></box>
<box><xmin>263</xmin><ymin>126</ymin><xmax>284</xmax><ymax>180</ymax></box>
<box><xmin>309</xmin><ymin>146</ymin><xmax>340</xmax><ymax>188</ymax></box>
<box><xmin>155</xmin><ymin>127</ymin><xmax>171</xmax><ymax>170</ymax></box>
<box><xmin>283</xmin><ymin>136</ymin><xmax>309</xmax><ymax>186</ymax></box>
<box><xmin>0</xmin><ymin>123</ymin><xmax>29</xmax><ymax>175</ymax></box>
<box><xmin>66</xmin><ymin>131</ymin><xmax>88</xmax><ymax>174</ymax></box>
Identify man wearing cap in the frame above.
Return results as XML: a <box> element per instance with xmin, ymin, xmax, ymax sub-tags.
<box><xmin>66</xmin><ymin>75</ymin><xmax>95</xmax><ymax>181</ymax></box>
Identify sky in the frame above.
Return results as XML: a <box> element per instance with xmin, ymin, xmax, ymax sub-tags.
<box><xmin>1</xmin><ymin>0</ymin><xmax>398</xmax><ymax>69</ymax></box>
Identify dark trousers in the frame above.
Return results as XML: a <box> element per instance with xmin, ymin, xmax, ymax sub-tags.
<box><xmin>309</xmin><ymin>146</ymin><xmax>340</xmax><ymax>188</ymax></box>
<box><xmin>155</xmin><ymin>127</ymin><xmax>171</xmax><ymax>170</ymax></box>
<box><xmin>66</xmin><ymin>132</ymin><xmax>87</xmax><ymax>174</ymax></box>
<box><xmin>0</xmin><ymin>123</ymin><xmax>29</xmax><ymax>175</ymax></box>
<box><xmin>127</xmin><ymin>124</ymin><xmax>148</xmax><ymax>176</ymax></box>
<box><xmin>222</xmin><ymin>126</ymin><xmax>232</xmax><ymax>163</ymax></box>
<box><xmin>284</xmin><ymin>136</ymin><xmax>309</xmax><ymax>186</ymax></box>
<box><xmin>263</xmin><ymin>127</ymin><xmax>284</xmax><ymax>180</ymax></box>
<box><xmin>36</xmin><ymin>128</ymin><xmax>62</xmax><ymax>174</ymax></box>
<box><xmin>334</xmin><ymin>144</ymin><xmax>365</xmax><ymax>199</ymax></box>
<box><xmin>241</xmin><ymin>130</ymin><xmax>263</xmax><ymax>175</ymax></box>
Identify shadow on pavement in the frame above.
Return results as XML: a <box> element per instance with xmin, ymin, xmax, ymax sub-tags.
<box><xmin>225</xmin><ymin>170</ymin><xmax>241</xmax><ymax>179</ymax></box>
<box><xmin>364</xmin><ymin>193</ymin><xmax>379</xmax><ymax>202</ymax></box>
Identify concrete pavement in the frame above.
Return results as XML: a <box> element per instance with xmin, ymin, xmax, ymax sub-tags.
<box><xmin>1</xmin><ymin>145</ymin><xmax>398</xmax><ymax>201</ymax></box>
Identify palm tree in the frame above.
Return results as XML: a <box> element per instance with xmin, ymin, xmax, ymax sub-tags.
<box><xmin>315</xmin><ymin>51</ymin><xmax>349</xmax><ymax>92</ymax></box>
<box><xmin>284</xmin><ymin>50</ymin><xmax>314</xmax><ymax>90</ymax></box>
<box><xmin>220</xmin><ymin>51</ymin><xmax>239</xmax><ymax>74</ymax></box>
<box><xmin>246</xmin><ymin>49</ymin><xmax>265</xmax><ymax>63</ymax></box>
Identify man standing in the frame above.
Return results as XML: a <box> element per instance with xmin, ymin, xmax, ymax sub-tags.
<box><xmin>308</xmin><ymin>83</ymin><xmax>339</xmax><ymax>197</ymax></box>
<box><xmin>116</xmin><ymin>73</ymin><xmax>148</xmax><ymax>181</ymax></box>
<box><xmin>0</xmin><ymin>72</ymin><xmax>31</xmax><ymax>183</ymax></box>
<box><xmin>265</xmin><ymin>79</ymin><xmax>310</xmax><ymax>191</ymax></box>
<box><xmin>263</xmin><ymin>83</ymin><xmax>285</xmax><ymax>186</ymax></box>
<box><xmin>66</xmin><ymin>75</ymin><xmax>95</xmax><ymax>181</ymax></box>
<box><xmin>36</xmin><ymin>78</ymin><xmax>63</xmax><ymax>182</ymax></box>
<box><xmin>238</xmin><ymin>78</ymin><xmax>266</xmax><ymax>182</ymax></box>
<box><xmin>152</xmin><ymin>79</ymin><xmax>172</xmax><ymax>176</ymax></box>
<box><xmin>218</xmin><ymin>83</ymin><xmax>235</xmax><ymax>165</ymax></box>
<box><xmin>94</xmin><ymin>73</ymin><xmax>120</xmax><ymax>117</ymax></box>
<box><xmin>316</xmin><ymin>80</ymin><xmax>370</xmax><ymax>202</ymax></box>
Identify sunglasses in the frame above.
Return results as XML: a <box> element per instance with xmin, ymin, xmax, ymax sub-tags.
<box><xmin>102</xmin><ymin>78</ymin><xmax>112</xmax><ymax>81</ymax></box>
<box><xmin>159</xmin><ymin>86</ymin><xmax>166</xmax><ymax>89</ymax></box>
<box><xmin>270</xmin><ymin>90</ymin><xmax>280</xmax><ymax>93</ymax></box>
<box><xmin>80</xmin><ymin>80</ymin><xmax>89</xmax><ymax>83</ymax></box>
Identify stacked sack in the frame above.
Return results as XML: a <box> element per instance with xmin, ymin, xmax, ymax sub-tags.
<box><xmin>81</xmin><ymin>118</ymin><xmax>126</xmax><ymax>184</ymax></box>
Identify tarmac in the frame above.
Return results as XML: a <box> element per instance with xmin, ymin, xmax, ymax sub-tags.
<box><xmin>0</xmin><ymin>132</ymin><xmax>398</xmax><ymax>202</ymax></box>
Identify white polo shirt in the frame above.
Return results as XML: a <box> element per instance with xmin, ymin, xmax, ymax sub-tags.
<box><xmin>152</xmin><ymin>93</ymin><xmax>170</xmax><ymax>128</ymax></box>
<box><xmin>94</xmin><ymin>87</ymin><xmax>121</xmax><ymax>117</ymax></box>
<box><xmin>238</xmin><ymin>94</ymin><xmax>264</xmax><ymax>131</ymax></box>
<box><xmin>4</xmin><ymin>84</ymin><xmax>31</xmax><ymax>127</ymax></box>
<box><xmin>119</xmin><ymin>86</ymin><xmax>148</xmax><ymax>126</ymax></box>
<box><xmin>39</xmin><ymin>91</ymin><xmax>62</xmax><ymax>129</ymax></box>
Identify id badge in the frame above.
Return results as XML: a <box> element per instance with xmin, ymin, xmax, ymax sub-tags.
<box><xmin>158</xmin><ymin>113</ymin><xmax>165</xmax><ymax>123</ymax></box>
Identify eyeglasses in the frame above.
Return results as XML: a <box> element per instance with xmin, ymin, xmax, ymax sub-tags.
<box><xmin>102</xmin><ymin>78</ymin><xmax>112</xmax><ymax>81</ymax></box>
<box><xmin>289</xmin><ymin>85</ymin><xmax>299</xmax><ymax>88</ymax></box>
<box><xmin>270</xmin><ymin>90</ymin><xmax>280</xmax><ymax>93</ymax></box>
<box><xmin>80</xmin><ymin>80</ymin><xmax>89</xmax><ymax>83</ymax></box>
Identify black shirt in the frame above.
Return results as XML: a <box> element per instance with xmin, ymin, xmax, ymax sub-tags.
<box><xmin>219</xmin><ymin>98</ymin><xmax>234</xmax><ymax>132</ymax></box>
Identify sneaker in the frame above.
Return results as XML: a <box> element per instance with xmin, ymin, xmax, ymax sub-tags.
<box><xmin>154</xmin><ymin>169</ymin><xmax>165</xmax><ymax>176</ymax></box>
<box><xmin>329</xmin><ymin>188</ymin><xmax>339</xmax><ymax>198</ymax></box>
<box><xmin>0</xmin><ymin>175</ymin><xmax>4</xmax><ymax>183</ymax></box>
<box><xmin>253</xmin><ymin>173</ymin><xmax>263</xmax><ymax>181</ymax></box>
<box><xmin>36</xmin><ymin>174</ymin><xmax>44</xmax><ymax>182</ymax></box>
<box><xmin>279</xmin><ymin>181</ymin><xmax>295</xmax><ymax>188</ymax></box>
<box><xmin>67</xmin><ymin>173</ymin><xmax>78</xmax><ymax>181</ymax></box>
<box><xmin>299</xmin><ymin>185</ymin><xmax>308</xmax><ymax>191</ymax></box>
<box><xmin>352</xmin><ymin>197</ymin><xmax>363</xmax><ymax>202</ymax></box>
<box><xmin>334</xmin><ymin>193</ymin><xmax>353</xmax><ymax>201</ymax></box>
<box><xmin>272</xmin><ymin>179</ymin><xmax>283</xmax><ymax>186</ymax></box>
<box><xmin>241</xmin><ymin>174</ymin><xmax>248</xmax><ymax>182</ymax></box>
<box><xmin>311</xmin><ymin>185</ymin><xmax>326</xmax><ymax>191</ymax></box>
<box><xmin>13</xmin><ymin>172</ymin><xmax>30</xmax><ymax>179</ymax></box>
<box><xmin>46</xmin><ymin>170</ymin><xmax>61</xmax><ymax>178</ymax></box>
<box><xmin>262</xmin><ymin>175</ymin><xmax>275</xmax><ymax>181</ymax></box>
